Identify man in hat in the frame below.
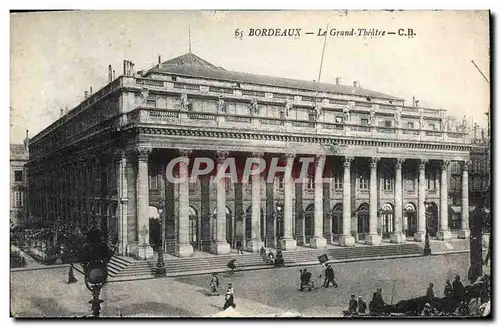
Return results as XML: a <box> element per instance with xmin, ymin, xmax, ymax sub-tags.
<box><xmin>324</xmin><ymin>263</ymin><xmax>338</xmax><ymax>288</ymax></box>
<box><xmin>452</xmin><ymin>275</ymin><xmax>465</xmax><ymax>305</ymax></box>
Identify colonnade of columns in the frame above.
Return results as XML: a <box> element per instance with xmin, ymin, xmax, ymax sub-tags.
<box><xmin>28</xmin><ymin>146</ymin><xmax>472</xmax><ymax>260</ymax></box>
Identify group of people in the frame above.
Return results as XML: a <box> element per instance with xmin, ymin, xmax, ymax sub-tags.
<box><xmin>260</xmin><ymin>246</ymin><xmax>284</xmax><ymax>267</ymax></box>
<box><xmin>299</xmin><ymin>262</ymin><xmax>338</xmax><ymax>291</ymax></box>
<box><xmin>345</xmin><ymin>288</ymin><xmax>384</xmax><ymax>315</ymax></box>
<box><xmin>209</xmin><ymin>273</ymin><xmax>237</xmax><ymax>310</ymax></box>
<box><xmin>426</xmin><ymin>275</ymin><xmax>466</xmax><ymax>309</ymax></box>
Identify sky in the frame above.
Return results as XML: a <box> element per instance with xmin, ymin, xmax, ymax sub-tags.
<box><xmin>9</xmin><ymin>10</ymin><xmax>490</xmax><ymax>144</ymax></box>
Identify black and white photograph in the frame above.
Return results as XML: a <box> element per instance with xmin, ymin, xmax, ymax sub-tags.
<box><xmin>9</xmin><ymin>9</ymin><xmax>491</xmax><ymax>318</ymax></box>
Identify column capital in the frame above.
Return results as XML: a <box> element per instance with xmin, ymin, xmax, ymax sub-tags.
<box><xmin>395</xmin><ymin>158</ymin><xmax>405</xmax><ymax>169</ymax></box>
<box><xmin>369</xmin><ymin>157</ymin><xmax>380</xmax><ymax>168</ymax></box>
<box><xmin>418</xmin><ymin>159</ymin><xmax>428</xmax><ymax>170</ymax></box>
<box><xmin>134</xmin><ymin>146</ymin><xmax>152</xmax><ymax>161</ymax></box>
<box><xmin>216</xmin><ymin>151</ymin><xmax>230</xmax><ymax>164</ymax></box>
<box><xmin>461</xmin><ymin>160</ymin><xmax>471</xmax><ymax>171</ymax></box>
<box><xmin>342</xmin><ymin>156</ymin><xmax>354</xmax><ymax>168</ymax></box>
<box><xmin>179</xmin><ymin>149</ymin><xmax>193</xmax><ymax>158</ymax></box>
<box><xmin>441</xmin><ymin>160</ymin><xmax>451</xmax><ymax>170</ymax></box>
<box><xmin>113</xmin><ymin>149</ymin><xmax>126</xmax><ymax>161</ymax></box>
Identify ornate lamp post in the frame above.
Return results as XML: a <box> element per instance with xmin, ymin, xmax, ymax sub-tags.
<box><xmin>423</xmin><ymin>200</ymin><xmax>432</xmax><ymax>256</ymax></box>
<box><xmin>155</xmin><ymin>203</ymin><xmax>166</xmax><ymax>278</ymax></box>
<box><xmin>79</xmin><ymin>226</ymin><xmax>114</xmax><ymax>318</ymax></box>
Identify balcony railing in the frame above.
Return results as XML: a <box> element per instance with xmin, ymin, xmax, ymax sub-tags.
<box><xmin>123</xmin><ymin>107</ymin><xmax>470</xmax><ymax>144</ymax></box>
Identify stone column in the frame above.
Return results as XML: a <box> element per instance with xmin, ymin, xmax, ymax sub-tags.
<box><xmin>311</xmin><ymin>155</ymin><xmax>327</xmax><ymax>249</ymax></box>
<box><xmin>135</xmin><ymin>147</ymin><xmax>154</xmax><ymax>259</ymax></box>
<box><xmin>116</xmin><ymin>150</ymin><xmax>128</xmax><ymax>255</ymax></box>
<box><xmin>391</xmin><ymin>158</ymin><xmax>406</xmax><ymax>244</ymax></box>
<box><xmin>366</xmin><ymin>157</ymin><xmax>381</xmax><ymax>245</ymax></box>
<box><xmin>339</xmin><ymin>157</ymin><xmax>355</xmax><ymax>247</ymax></box>
<box><xmin>212</xmin><ymin>151</ymin><xmax>231</xmax><ymax>254</ymax></box>
<box><xmin>281</xmin><ymin>153</ymin><xmax>297</xmax><ymax>250</ymax></box>
<box><xmin>414</xmin><ymin>159</ymin><xmax>428</xmax><ymax>242</ymax></box>
<box><xmin>247</xmin><ymin>152</ymin><xmax>264</xmax><ymax>252</ymax></box>
<box><xmin>458</xmin><ymin>161</ymin><xmax>470</xmax><ymax>239</ymax></box>
<box><xmin>437</xmin><ymin>160</ymin><xmax>452</xmax><ymax>240</ymax></box>
<box><xmin>176</xmin><ymin>149</ymin><xmax>194</xmax><ymax>257</ymax></box>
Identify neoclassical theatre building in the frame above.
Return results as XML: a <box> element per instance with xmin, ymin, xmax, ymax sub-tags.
<box><xmin>27</xmin><ymin>53</ymin><xmax>473</xmax><ymax>259</ymax></box>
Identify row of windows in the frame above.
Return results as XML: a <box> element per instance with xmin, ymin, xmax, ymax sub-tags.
<box><xmin>148</xmin><ymin>175</ymin><xmax>438</xmax><ymax>191</ymax></box>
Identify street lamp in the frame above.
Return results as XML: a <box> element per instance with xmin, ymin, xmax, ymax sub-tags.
<box><xmin>423</xmin><ymin>200</ymin><xmax>432</xmax><ymax>256</ymax></box>
<box><xmin>154</xmin><ymin>203</ymin><xmax>166</xmax><ymax>278</ymax></box>
<box><xmin>274</xmin><ymin>203</ymin><xmax>283</xmax><ymax>248</ymax></box>
<box><xmin>79</xmin><ymin>226</ymin><xmax>113</xmax><ymax>317</ymax></box>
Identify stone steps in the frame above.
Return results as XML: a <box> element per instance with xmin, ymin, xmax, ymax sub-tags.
<box><xmin>107</xmin><ymin>243</ymin><xmax>423</xmax><ymax>280</ymax></box>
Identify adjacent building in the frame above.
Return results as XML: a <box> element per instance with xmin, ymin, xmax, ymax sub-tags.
<box><xmin>10</xmin><ymin>134</ymin><xmax>29</xmax><ymax>227</ymax></box>
<box><xmin>27</xmin><ymin>53</ymin><xmax>473</xmax><ymax>259</ymax></box>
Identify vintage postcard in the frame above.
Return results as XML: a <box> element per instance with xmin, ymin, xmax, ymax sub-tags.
<box><xmin>9</xmin><ymin>10</ymin><xmax>491</xmax><ymax>318</ymax></box>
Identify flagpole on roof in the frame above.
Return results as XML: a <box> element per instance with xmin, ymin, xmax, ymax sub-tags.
<box><xmin>188</xmin><ymin>12</ymin><xmax>192</xmax><ymax>54</ymax></box>
<box><xmin>315</xmin><ymin>23</ymin><xmax>329</xmax><ymax>99</ymax></box>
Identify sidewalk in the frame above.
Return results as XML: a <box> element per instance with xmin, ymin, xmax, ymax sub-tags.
<box><xmin>10</xmin><ymin>245</ymin><xmax>69</xmax><ymax>272</ymax></box>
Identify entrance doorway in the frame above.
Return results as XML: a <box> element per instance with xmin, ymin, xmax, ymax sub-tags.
<box><xmin>189</xmin><ymin>206</ymin><xmax>199</xmax><ymax>249</ymax></box>
<box><xmin>357</xmin><ymin>203</ymin><xmax>369</xmax><ymax>240</ymax></box>
<box><xmin>331</xmin><ymin>203</ymin><xmax>343</xmax><ymax>241</ymax></box>
<box><xmin>381</xmin><ymin>203</ymin><xmax>394</xmax><ymax>239</ymax></box>
<box><xmin>426</xmin><ymin>202</ymin><xmax>439</xmax><ymax>238</ymax></box>
<box><xmin>304</xmin><ymin>204</ymin><xmax>314</xmax><ymax>245</ymax></box>
<box><xmin>405</xmin><ymin>203</ymin><xmax>417</xmax><ymax>237</ymax></box>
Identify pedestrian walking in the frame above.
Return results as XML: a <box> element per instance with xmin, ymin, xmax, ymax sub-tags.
<box><xmin>236</xmin><ymin>240</ymin><xmax>243</xmax><ymax>254</ymax></box>
<box><xmin>209</xmin><ymin>273</ymin><xmax>220</xmax><ymax>295</ymax></box>
<box><xmin>323</xmin><ymin>264</ymin><xmax>338</xmax><ymax>288</ymax></box>
<box><xmin>223</xmin><ymin>286</ymin><xmax>236</xmax><ymax>310</ymax></box>
<box><xmin>227</xmin><ymin>259</ymin><xmax>237</xmax><ymax>275</ymax></box>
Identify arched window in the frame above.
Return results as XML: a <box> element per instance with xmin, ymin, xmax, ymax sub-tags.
<box><xmin>381</xmin><ymin>203</ymin><xmax>394</xmax><ymax>236</ymax></box>
<box><xmin>189</xmin><ymin>206</ymin><xmax>198</xmax><ymax>245</ymax></box>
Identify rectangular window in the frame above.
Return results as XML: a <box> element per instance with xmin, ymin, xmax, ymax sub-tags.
<box><xmin>146</xmin><ymin>99</ymin><xmax>157</xmax><ymax>108</ymax></box>
<box><xmin>429</xmin><ymin>123</ymin><xmax>436</xmax><ymax>130</ymax></box>
<box><xmin>383</xmin><ymin>177</ymin><xmax>394</xmax><ymax>190</ymax></box>
<box><xmin>14</xmin><ymin>170</ymin><xmax>23</xmax><ymax>182</ymax></box>
<box><xmin>359</xmin><ymin>175</ymin><xmax>369</xmax><ymax>190</ymax></box>
<box><xmin>407</xmin><ymin>122</ymin><xmax>414</xmax><ymax>129</ymax></box>
<box><xmin>335</xmin><ymin>116</ymin><xmax>344</xmax><ymax>124</ymax></box>
<box><xmin>333</xmin><ymin>176</ymin><xmax>343</xmax><ymax>190</ymax></box>
<box><xmin>149</xmin><ymin>175</ymin><xmax>158</xmax><ymax>190</ymax></box>
<box><xmin>277</xmin><ymin>176</ymin><xmax>284</xmax><ymax>190</ymax></box>
<box><xmin>306</xmin><ymin>177</ymin><xmax>314</xmax><ymax>190</ymax></box>
<box><xmin>384</xmin><ymin>120</ymin><xmax>392</xmax><ymax>128</ymax></box>
<box><xmin>14</xmin><ymin>191</ymin><xmax>23</xmax><ymax>207</ymax></box>
<box><xmin>427</xmin><ymin>170</ymin><xmax>437</xmax><ymax>190</ymax></box>
<box><xmin>308</xmin><ymin>112</ymin><xmax>316</xmax><ymax>121</ymax></box>
<box><xmin>360</xmin><ymin>118</ymin><xmax>369</xmax><ymax>126</ymax></box>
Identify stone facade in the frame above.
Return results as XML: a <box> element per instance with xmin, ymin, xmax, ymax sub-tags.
<box><xmin>26</xmin><ymin>53</ymin><xmax>474</xmax><ymax>259</ymax></box>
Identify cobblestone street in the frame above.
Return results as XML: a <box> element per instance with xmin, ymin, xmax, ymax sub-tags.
<box><xmin>11</xmin><ymin>253</ymin><xmax>470</xmax><ymax>317</ymax></box>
